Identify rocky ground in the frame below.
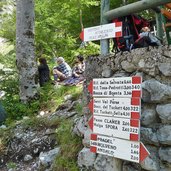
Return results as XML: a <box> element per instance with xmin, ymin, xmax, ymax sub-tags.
<box><xmin>0</xmin><ymin>95</ymin><xmax>82</xmax><ymax>171</ymax></box>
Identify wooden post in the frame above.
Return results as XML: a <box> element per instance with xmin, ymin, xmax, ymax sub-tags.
<box><xmin>100</xmin><ymin>0</ymin><xmax>110</xmax><ymax>55</ymax></box>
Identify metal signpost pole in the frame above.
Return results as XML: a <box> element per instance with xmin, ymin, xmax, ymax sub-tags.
<box><xmin>100</xmin><ymin>0</ymin><xmax>110</xmax><ymax>55</ymax></box>
<box><xmin>155</xmin><ymin>12</ymin><xmax>164</xmax><ymax>40</ymax></box>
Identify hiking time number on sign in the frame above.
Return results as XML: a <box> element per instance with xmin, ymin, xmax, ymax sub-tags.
<box><xmin>88</xmin><ymin>115</ymin><xmax>140</xmax><ymax>141</ymax></box>
<box><xmin>88</xmin><ymin>76</ymin><xmax>142</xmax><ymax>98</ymax></box>
<box><xmin>90</xmin><ymin>134</ymin><xmax>149</xmax><ymax>163</ymax></box>
<box><xmin>88</xmin><ymin>97</ymin><xmax>141</xmax><ymax>119</ymax></box>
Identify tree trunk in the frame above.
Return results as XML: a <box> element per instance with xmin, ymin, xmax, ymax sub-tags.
<box><xmin>16</xmin><ymin>0</ymin><xmax>38</xmax><ymax>103</ymax></box>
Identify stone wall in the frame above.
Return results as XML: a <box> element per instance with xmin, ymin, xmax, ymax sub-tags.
<box><xmin>75</xmin><ymin>46</ymin><xmax>171</xmax><ymax>171</ymax></box>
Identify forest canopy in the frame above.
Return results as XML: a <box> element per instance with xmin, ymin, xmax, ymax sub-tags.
<box><xmin>0</xmin><ymin>0</ymin><xmax>150</xmax><ymax>63</ymax></box>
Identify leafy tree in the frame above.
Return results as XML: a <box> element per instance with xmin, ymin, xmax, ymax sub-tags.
<box><xmin>35</xmin><ymin>0</ymin><xmax>100</xmax><ymax>62</ymax></box>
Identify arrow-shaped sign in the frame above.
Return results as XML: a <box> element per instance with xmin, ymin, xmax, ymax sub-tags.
<box><xmin>88</xmin><ymin>97</ymin><xmax>141</xmax><ymax>119</ymax></box>
<box><xmin>90</xmin><ymin>134</ymin><xmax>150</xmax><ymax>163</ymax></box>
<box><xmin>80</xmin><ymin>22</ymin><xmax>122</xmax><ymax>42</ymax></box>
<box><xmin>88</xmin><ymin>115</ymin><xmax>140</xmax><ymax>141</ymax></box>
<box><xmin>88</xmin><ymin>76</ymin><xmax>142</xmax><ymax>98</ymax></box>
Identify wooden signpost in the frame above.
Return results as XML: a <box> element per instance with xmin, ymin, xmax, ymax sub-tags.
<box><xmin>80</xmin><ymin>22</ymin><xmax>122</xmax><ymax>42</ymax></box>
<box><xmin>88</xmin><ymin>76</ymin><xmax>142</xmax><ymax>98</ymax></box>
<box><xmin>87</xmin><ymin>76</ymin><xmax>150</xmax><ymax>163</ymax></box>
<box><xmin>88</xmin><ymin>115</ymin><xmax>140</xmax><ymax>141</ymax></box>
<box><xmin>90</xmin><ymin>134</ymin><xmax>150</xmax><ymax>163</ymax></box>
<box><xmin>88</xmin><ymin>97</ymin><xmax>141</xmax><ymax>119</ymax></box>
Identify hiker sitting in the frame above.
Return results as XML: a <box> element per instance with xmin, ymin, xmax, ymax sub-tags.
<box><xmin>134</xmin><ymin>26</ymin><xmax>162</xmax><ymax>48</ymax></box>
<box><xmin>38</xmin><ymin>57</ymin><xmax>50</xmax><ymax>87</ymax></box>
<box><xmin>53</xmin><ymin>57</ymin><xmax>72</xmax><ymax>83</ymax></box>
<box><xmin>64</xmin><ymin>55</ymin><xmax>85</xmax><ymax>86</ymax></box>
<box><xmin>72</xmin><ymin>55</ymin><xmax>85</xmax><ymax>78</ymax></box>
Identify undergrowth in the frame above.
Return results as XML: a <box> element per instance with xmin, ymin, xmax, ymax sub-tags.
<box><xmin>0</xmin><ymin>48</ymin><xmax>83</xmax><ymax>170</ymax></box>
<box><xmin>53</xmin><ymin>119</ymin><xmax>83</xmax><ymax>171</ymax></box>
<box><xmin>1</xmin><ymin>80</ymin><xmax>82</xmax><ymax>124</ymax></box>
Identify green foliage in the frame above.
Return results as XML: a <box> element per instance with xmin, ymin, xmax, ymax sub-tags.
<box><xmin>0</xmin><ymin>74</ymin><xmax>82</xmax><ymax>123</ymax></box>
<box><xmin>0</xmin><ymin>13</ymin><xmax>16</xmax><ymax>42</ymax></box>
<box><xmin>53</xmin><ymin>119</ymin><xmax>83</xmax><ymax>171</ymax></box>
<box><xmin>6</xmin><ymin>162</ymin><xmax>17</xmax><ymax>169</ymax></box>
<box><xmin>0</xmin><ymin>68</ymin><xmax>39</xmax><ymax>121</ymax></box>
<box><xmin>75</xmin><ymin>103</ymin><xmax>83</xmax><ymax>116</ymax></box>
<box><xmin>77</xmin><ymin>42</ymin><xmax>100</xmax><ymax>57</ymax></box>
<box><xmin>0</xmin><ymin>123</ymin><xmax>15</xmax><ymax>155</ymax></box>
<box><xmin>35</xmin><ymin>0</ymin><xmax>101</xmax><ymax>61</ymax></box>
<box><xmin>0</xmin><ymin>1</ymin><xmax>16</xmax><ymax>42</ymax></box>
<box><xmin>0</xmin><ymin>1</ymin><xmax>7</xmax><ymax>10</ymax></box>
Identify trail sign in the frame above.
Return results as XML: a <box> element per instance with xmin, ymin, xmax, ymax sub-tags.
<box><xmin>80</xmin><ymin>22</ymin><xmax>122</xmax><ymax>42</ymax></box>
<box><xmin>90</xmin><ymin>134</ymin><xmax>149</xmax><ymax>163</ymax></box>
<box><xmin>88</xmin><ymin>115</ymin><xmax>140</xmax><ymax>141</ymax></box>
<box><xmin>88</xmin><ymin>97</ymin><xmax>141</xmax><ymax>119</ymax></box>
<box><xmin>88</xmin><ymin>76</ymin><xmax>142</xmax><ymax>98</ymax></box>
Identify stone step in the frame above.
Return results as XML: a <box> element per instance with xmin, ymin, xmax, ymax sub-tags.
<box><xmin>161</xmin><ymin>9</ymin><xmax>171</xmax><ymax>20</ymax></box>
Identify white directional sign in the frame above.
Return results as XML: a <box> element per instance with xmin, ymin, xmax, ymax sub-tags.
<box><xmin>80</xmin><ymin>22</ymin><xmax>122</xmax><ymax>42</ymax></box>
<box><xmin>88</xmin><ymin>76</ymin><xmax>142</xmax><ymax>98</ymax></box>
<box><xmin>90</xmin><ymin>134</ymin><xmax>149</xmax><ymax>163</ymax></box>
<box><xmin>88</xmin><ymin>115</ymin><xmax>140</xmax><ymax>141</ymax></box>
<box><xmin>89</xmin><ymin>97</ymin><xmax>141</xmax><ymax>119</ymax></box>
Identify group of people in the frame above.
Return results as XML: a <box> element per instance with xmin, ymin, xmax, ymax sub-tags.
<box><xmin>38</xmin><ymin>55</ymin><xmax>85</xmax><ymax>87</ymax></box>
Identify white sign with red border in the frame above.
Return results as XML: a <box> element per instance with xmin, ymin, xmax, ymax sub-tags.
<box><xmin>88</xmin><ymin>115</ymin><xmax>140</xmax><ymax>141</ymax></box>
<box><xmin>88</xmin><ymin>76</ymin><xmax>142</xmax><ymax>98</ymax></box>
<box><xmin>80</xmin><ymin>22</ymin><xmax>122</xmax><ymax>42</ymax></box>
<box><xmin>88</xmin><ymin>97</ymin><xmax>141</xmax><ymax>119</ymax></box>
<box><xmin>90</xmin><ymin>134</ymin><xmax>149</xmax><ymax>163</ymax></box>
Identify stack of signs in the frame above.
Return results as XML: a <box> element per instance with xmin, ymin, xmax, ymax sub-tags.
<box><xmin>88</xmin><ymin>76</ymin><xmax>150</xmax><ymax>163</ymax></box>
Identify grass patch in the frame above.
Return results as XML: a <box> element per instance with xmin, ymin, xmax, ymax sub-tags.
<box><xmin>75</xmin><ymin>103</ymin><xmax>83</xmax><ymax>116</ymax></box>
<box><xmin>39</xmin><ymin>83</ymin><xmax>83</xmax><ymax>112</ymax></box>
<box><xmin>0</xmin><ymin>123</ymin><xmax>15</xmax><ymax>156</ymax></box>
<box><xmin>53</xmin><ymin>119</ymin><xmax>83</xmax><ymax>171</ymax></box>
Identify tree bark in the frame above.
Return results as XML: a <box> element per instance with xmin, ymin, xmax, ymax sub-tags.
<box><xmin>16</xmin><ymin>0</ymin><xmax>38</xmax><ymax>103</ymax></box>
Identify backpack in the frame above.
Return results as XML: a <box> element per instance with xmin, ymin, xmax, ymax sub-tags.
<box><xmin>133</xmin><ymin>35</ymin><xmax>151</xmax><ymax>48</ymax></box>
<box><xmin>112</xmin><ymin>15</ymin><xmax>149</xmax><ymax>53</ymax></box>
<box><xmin>133</xmin><ymin>32</ymin><xmax>162</xmax><ymax>48</ymax></box>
